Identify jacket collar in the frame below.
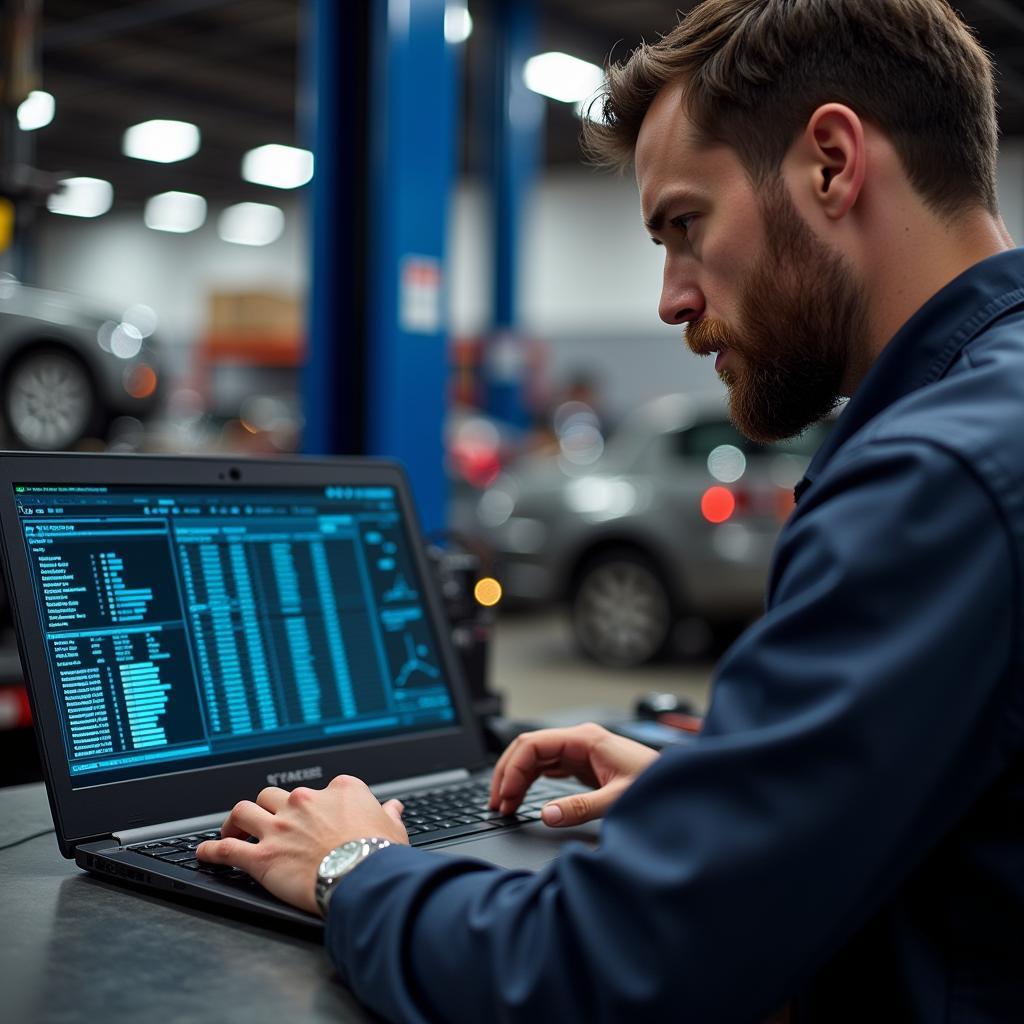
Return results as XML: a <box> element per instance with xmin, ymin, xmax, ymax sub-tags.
<box><xmin>795</xmin><ymin>248</ymin><xmax>1024</xmax><ymax>503</ymax></box>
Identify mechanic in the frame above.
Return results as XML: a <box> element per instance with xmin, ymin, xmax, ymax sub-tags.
<box><xmin>198</xmin><ymin>1</ymin><xmax>1024</xmax><ymax>1019</ymax></box>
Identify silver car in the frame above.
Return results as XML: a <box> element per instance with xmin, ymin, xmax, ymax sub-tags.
<box><xmin>474</xmin><ymin>394</ymin><xmax>831</xmax><ymax>667</ymax></box>
<box><xmin>0</xmin><ymin>277</ymin><xmax>161</xmax><ymax>450</ymax></box>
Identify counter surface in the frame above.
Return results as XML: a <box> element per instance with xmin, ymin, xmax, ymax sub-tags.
<box><xmin>0</xmin><ymin>782</ymin><xmax>378</xmax><ymax>1023</ymax></box>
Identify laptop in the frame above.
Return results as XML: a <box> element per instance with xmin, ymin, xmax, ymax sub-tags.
<box><xmin>0</xmin><ymin>452</ymin><xmax>596</xmax><ymax>928</ymax></box>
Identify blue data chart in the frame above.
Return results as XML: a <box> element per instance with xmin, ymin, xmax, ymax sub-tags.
<box><xmin>14</xmin><ymin>484</ymin><xmax>457</xmax><ymax>786</ymax></box>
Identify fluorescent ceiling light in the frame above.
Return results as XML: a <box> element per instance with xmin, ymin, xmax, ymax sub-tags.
<box><xmin>217</xmin><ymin>202</ymin><xmax>285</xmax><ymax>246</ymax></box>
<box><xmin>17</xmin><ymin>91</ymin><xmax>55</xmax><ymax>131</ymax></box>
<box><xmin>123</xmin><ymin>119</ymin><xmax>201</xmax><ymax>163</ymax></box>
<box><xmin>144</xmin><ymin>191</ymin><xmax>207</xmax><ymax>233</ymax></box>
<box><xmin>523</xmin><ymin>52</ymin><xmax>603</xmax><ymax>104</ymax></box>
<box><xmin>241</xmin><ymin>144</ymin><xmax>314</xmax><ymax>189</ymax></box>
<box><xmin>47</xmin><ymin>177</ymin><xmax>113</xmax><ymax>218</ymax></box>
<box><xmin>445</xmin><ymin>3</ymin><xmax>473</xmax><ymax>44</ymax></box>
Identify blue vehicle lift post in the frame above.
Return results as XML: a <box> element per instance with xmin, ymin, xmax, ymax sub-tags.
<box><xmin>484</xmin><ymin>0</ymin><xmax>542</xmax><ymax>431</ymax></box>
<box><xmin>305</xmin><ymin>0</ymin><xmax>459</xmax><ymax>536</ymax></box>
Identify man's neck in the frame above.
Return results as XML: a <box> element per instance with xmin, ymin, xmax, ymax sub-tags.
<box><xmin>846</xmin><ymin>209</ymin><xmax>1013</xmax><ymax>395</ymax></box>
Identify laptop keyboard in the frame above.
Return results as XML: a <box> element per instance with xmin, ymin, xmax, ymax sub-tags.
<box><xmin>125</xmin><ymin>778</ymin><xmax>565</xmax><ymax>891</ymax></box>
<box><xmin>399</xmin><ymin>778</ymin><xmax>559</xmax><ymax>843</ymax></box>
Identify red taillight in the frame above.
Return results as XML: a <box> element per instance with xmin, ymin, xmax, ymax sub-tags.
<box><xmin>0</xmin><ymin>686</ymin><xmax>32</xmax><ymax>730</ymax></box>
<box><xmin>701</xmin><ymin>486</ymin><xmax>735</xmax><ymax>523</ymax></box>
<box><xmin>454</xmin><ymin>445</ymin><xmax>501</xmax><ymax>489</ymax></box>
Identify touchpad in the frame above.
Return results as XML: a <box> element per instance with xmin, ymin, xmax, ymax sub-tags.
<box><xmin>433</xmin><ymin>820</ymin><xmax>601</xmax><ymax>871</ymax></box>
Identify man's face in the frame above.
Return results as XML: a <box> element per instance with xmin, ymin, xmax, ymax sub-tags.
<box><xmin>635</xmin><ymin>84</ymin><xmax>867</xmax><ymax>443</ymax></box>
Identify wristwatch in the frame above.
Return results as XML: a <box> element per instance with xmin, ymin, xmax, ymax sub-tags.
<box><xmin>315</xmin><ymin>837</ymin><xmax>392</xmax><ymax>918</ymax></box>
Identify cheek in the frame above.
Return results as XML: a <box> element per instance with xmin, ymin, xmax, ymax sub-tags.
<box><xmin>701</xmin><ymin>257</ymin><xmax>749</xmax><ymax>321</ymax></box>
<box><xmin>698</xmin><ymin>223</ymin><xmax>758</xmax><ymax>313</ymax></box>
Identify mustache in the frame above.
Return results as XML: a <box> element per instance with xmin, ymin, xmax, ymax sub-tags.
<box><xmin>686</xmin><ymin>318</ymin><xmax>735</xmax><ymax>357</ymax></box>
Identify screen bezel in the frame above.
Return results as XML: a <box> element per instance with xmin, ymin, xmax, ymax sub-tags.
<box><xmin>0</xmin><ymin>452</ymin><xmax>487</xmax><ymax>855</ymax></box>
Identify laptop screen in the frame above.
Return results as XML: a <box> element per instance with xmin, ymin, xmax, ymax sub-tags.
<box><xmin>12</xmin><ymin>482</ymin><xmax>457</xmax><ymax>789</ymax></box>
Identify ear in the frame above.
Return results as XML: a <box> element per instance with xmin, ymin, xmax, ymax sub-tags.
<box><xmin>789</xmin><ymin>103</ymin><xmax>866</xmax><ymax>220</ymax></box>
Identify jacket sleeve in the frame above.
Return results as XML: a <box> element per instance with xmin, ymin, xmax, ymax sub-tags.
<box><xmin>326</xmin><ymin>438</ymin><xmax>1019</xmax><ymax>1024</ymax></box>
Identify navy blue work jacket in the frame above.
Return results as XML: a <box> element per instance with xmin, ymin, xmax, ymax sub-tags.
<box><xmin>326</xmin><ymin>249</ymin><xmax>1024</xmax><ymax>1022</ymax></box>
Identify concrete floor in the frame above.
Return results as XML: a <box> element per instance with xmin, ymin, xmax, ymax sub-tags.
<box><xmin>488</xmin><ymin>609</ymin><xmax>716</xmax><ymax>724</ymax></box>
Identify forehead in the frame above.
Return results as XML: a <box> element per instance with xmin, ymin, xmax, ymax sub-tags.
<box><xmin>635</xmin><ymin>83</ymin><xmax>749</xmax><ymax>217</ymax></box>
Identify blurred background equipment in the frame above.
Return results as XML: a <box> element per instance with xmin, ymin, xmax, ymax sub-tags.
<box><xmin>0</xmin><ymin>277</ymin><xmax>161</xmax><ymax>449</ymax></box>
<box><xmin>427</xmin><ymin>537</ymin><xmax>506</xmax><ymax>751</ymax></box>
<box><xmin>468</xmin><ymin>394</ymin><xmax>831</xmax><ymax>667</ymax></box>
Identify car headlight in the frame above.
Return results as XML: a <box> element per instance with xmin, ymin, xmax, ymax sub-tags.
<box><xmin>565</xmin><ymin>476</ymin><xmax>637</xmax><ymax>519</ymax></box>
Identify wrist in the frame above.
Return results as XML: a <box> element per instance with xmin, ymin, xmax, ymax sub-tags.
<box><xmin>315</xmin><ymin>837</ymin><xmax>392</xmax><ymax>918</ymax></box>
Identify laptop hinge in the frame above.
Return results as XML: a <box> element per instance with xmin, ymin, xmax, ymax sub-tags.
<box><xmin>113</xmin><ymin>811</ymin><xmax>228</xmax><ymax>847</ymax></box>
<box><xmin>372</xmin><ymin>768</ymin><xmax>470</xmax><ymax>799</ymax></box>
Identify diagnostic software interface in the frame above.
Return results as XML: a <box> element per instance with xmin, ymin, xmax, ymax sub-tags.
<box><xmin>13</xmin><ymin>483</ymin><xmax>456</xmax><ymax>786</ymax></box>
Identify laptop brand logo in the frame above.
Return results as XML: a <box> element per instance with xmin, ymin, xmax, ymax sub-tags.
<box><xmin>267</xmin><ymin>766</ymin><xmax>324</xmax><ymax>787</ymax></box>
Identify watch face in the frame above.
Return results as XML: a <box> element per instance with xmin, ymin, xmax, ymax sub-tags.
<box><xmin>322</xmin><ymin>842</ymin><xmax>362</xmax><ymax>878</ymax></box>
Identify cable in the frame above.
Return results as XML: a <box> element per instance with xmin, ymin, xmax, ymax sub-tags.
<box><xmin>0</xmin><ymin>827</ymin><xmax>54</xmax><ymax>852</ymax></box>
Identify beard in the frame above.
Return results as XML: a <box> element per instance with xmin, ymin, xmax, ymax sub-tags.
<box><xmin>686</xmin><ymin>178</ymin><xmax>868</xmax><ymax>444</ymax></box>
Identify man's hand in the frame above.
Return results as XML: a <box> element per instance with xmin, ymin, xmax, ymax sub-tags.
<box><xmin>489</xmin><ymin>723</ymin><xmax>660</xmax><ymax>827</ymax></box>
<box><xmin>196</xmin><ymin>775</ymin><xmax>408</xmax><ymax>915</ymax></box>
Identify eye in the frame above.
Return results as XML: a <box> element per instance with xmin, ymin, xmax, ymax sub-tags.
<box><xmin>672</xmin><ymin>213</ymin><xmax>697</xmax><ymax>237</ymax></box>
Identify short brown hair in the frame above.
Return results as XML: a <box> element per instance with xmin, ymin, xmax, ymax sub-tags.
<box><xmin>582</xmin><ymin>0</ymin><xmax>999</xmax><ymax>217</ymax></box>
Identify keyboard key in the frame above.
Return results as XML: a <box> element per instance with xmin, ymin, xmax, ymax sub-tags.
<box><xmin>159</xmin><ymin>850</ymin><xmax>199</xmax><ymax>863</ymax></box>
<box><xmin>409</xmin><ymin>821</ymin><xmax>501</xmax><ymax>847</ymax></box>
<box><xmin>196</xmin><ymin>862</ymin><xmax>233</xmax><ymax>875</ymax></box>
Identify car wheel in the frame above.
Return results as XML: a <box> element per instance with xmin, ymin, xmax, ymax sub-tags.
<box><xmin>571</xmin><ymin>549</ymin><xmax>673</xmax><ymax>668</ymax></box>
<box><xmin>2</xmin><ymin>346</ymin><xmax>97</xmax><ymax>450</ymax></box>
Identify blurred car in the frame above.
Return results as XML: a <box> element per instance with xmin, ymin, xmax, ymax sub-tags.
<box><xmin>473</xmin><ymin>394</ymin><xmax>832</xmax><ymax>667</ymax></box>
<box><xmin>0</xmin><ymin>276</ymin><xmax>161</xmax><ymax>450</ymax></box>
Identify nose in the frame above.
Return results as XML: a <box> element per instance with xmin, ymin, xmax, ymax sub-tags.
<box><xmin>659</xmin><ymin>261</ymin><xmax>705</xmax><ymax>326</ymax></box>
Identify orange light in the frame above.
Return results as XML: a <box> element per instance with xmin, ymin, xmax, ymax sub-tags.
<box><xmin>701</xmin><ymin>486</ymin><xmax>735</xmax><ymax>524</ymax></box>
<box><xmin>473</xmin><ymin>577</ymin><xmax>503</xmax><ymax>607</ymax></box>
<box><xmin>123</xmin><ymin>364</ymin><xmax>158</xmax><ymax>400</ymax></box>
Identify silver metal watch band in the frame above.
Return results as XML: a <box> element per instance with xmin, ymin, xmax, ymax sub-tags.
<box><xmin>316</xmin><ymin>837</ymin><xmax>392</xmax><ymax>918</ymax></box>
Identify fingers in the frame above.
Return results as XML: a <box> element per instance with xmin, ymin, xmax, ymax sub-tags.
<box><xmin>196</xmin><ymin>836</ymin><xmax>260</xmax><ymax>874</ymax></box>
<box><xmin>540</xmin><ymin>778</ymin><xmax>629</xmax><ymax>828</ymax></box>
<box><xmin>490</xmin><ymin>729</ymin><xmax>564</xmax><ymax>809</ymax></box>
<box><xmin>219</xmin><ymin>798</ymin><xmax>274</xmax><ymax>841</ymax></box>
<box><xmin>381</xmin><ymin>798</ymin><xmax>406</xmax><ymax>832</ymax></box>
<box><xmin>490</xmin><ymin>724</ymin><xmax>608</xmax><ymax>814</ymax></box>
<box><xmin>255</xmin><ymin>786</ymin><xmax>289</xmax><ymax>813</ymax></box>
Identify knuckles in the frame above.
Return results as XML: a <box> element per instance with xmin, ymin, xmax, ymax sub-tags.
<box><xmin>567</xmin><ymin>794</ymin><xmax>591</xmax><ymax>821</ymax></box>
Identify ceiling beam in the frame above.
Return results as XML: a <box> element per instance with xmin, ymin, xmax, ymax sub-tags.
<box><xmin>43</xmin><ymin>0</ymin><xmax>235</xmax><ymax>51</ymax></box>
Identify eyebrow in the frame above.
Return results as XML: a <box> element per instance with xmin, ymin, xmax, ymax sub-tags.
<box><xmin>644</xmin><ymin>190</ymin><xmax>706</xmax><ymax>233</ymax></box>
